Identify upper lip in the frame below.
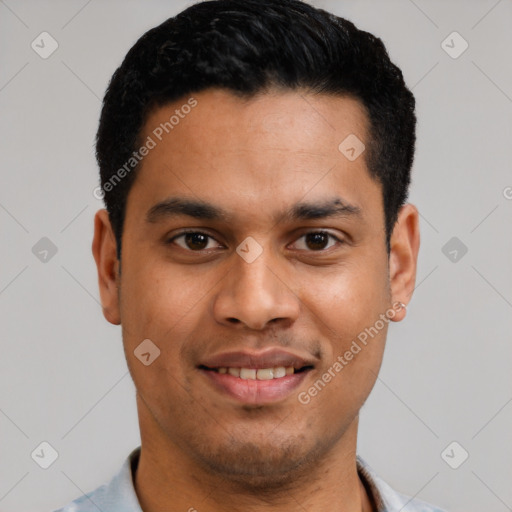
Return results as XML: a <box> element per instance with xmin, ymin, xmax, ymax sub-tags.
<box><xmin>199</xmin><ymin>348</ymin><xmax>317</xmax><ymax>370</ymax></box>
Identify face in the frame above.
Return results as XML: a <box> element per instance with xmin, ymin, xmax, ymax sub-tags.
<box><xmin>93</xmin><ymin>88</ymin><xmax>419</xmax><ymax>488</ymax></box>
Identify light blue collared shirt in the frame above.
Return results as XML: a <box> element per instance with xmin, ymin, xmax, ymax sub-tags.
<box><xmin>54</xmin><ymin>447</ymin><xmax>448</xmax><ymax>512</ymax></box>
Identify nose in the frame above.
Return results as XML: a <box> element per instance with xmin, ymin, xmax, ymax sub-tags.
<box><xmin>212</xmin><ymin>249</ymin><xmax>301</xmax><ymax>330</ymax></box>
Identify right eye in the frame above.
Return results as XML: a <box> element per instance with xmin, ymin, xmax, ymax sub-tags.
<box><xmin>168</xmin><ymin>231</ymin><xmax>224</xmax><ymax>252</ymax></box>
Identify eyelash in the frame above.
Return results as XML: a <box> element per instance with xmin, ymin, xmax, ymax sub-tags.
<box><xmin>167</xmin><ymin>230</ymin><xmax>344</xmax><ymax>253</ymax></box>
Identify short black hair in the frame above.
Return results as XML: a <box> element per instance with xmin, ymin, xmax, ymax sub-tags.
<box><xmin>96</xmin><ymin>0</ymin><xmax>416</xmax><ymax>260</ymax></box>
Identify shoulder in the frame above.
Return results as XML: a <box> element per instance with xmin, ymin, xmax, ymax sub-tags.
<box><xmin>356</xmin><ymin>456</ymin><xmax>449</xmax><ymax>512</ymax></box>
<box><xmin>53</xmin><ymin>482</ymin><xmax>112</xmax><ymax>512</ymax></box>
<box><xmin>53</xmin><ymin>447</ymin><xmax>142</xmax><ymax>512</ymax></box>
<box><xmin>392</xmin><ymin>489</ymin><xmax>449</xmax><ymax>512</ymax></box>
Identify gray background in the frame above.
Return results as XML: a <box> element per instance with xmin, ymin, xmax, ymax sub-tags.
<box><xmin>0</xmin><ymin>1</ymin><xmax>511</xmax><ymax>511</ymax></box>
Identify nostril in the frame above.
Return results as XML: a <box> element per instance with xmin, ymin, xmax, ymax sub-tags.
<box><xmin>227</xmin><ymin>318</ymin><xmax>240</xmax><ymax>324</ymax></box>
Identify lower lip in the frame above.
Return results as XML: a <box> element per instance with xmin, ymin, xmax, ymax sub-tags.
<box><xmin>200</xmin><ymin>369</ymin><xmax>310</xmax><ymax>405</ymax></box>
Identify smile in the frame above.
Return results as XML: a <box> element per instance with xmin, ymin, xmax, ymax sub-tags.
<box><xmin>198</xmin><ymin>365</ymin><xmax>314</xmax><ymax>405</ymax></box>
<box><xmin>202</xmin><ymin>365</ymin><xmax>310</xmax><ymax>380</ymax></box>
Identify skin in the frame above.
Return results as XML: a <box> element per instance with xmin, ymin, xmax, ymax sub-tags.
<box><xmin>92</xmin><ymin>89</ymin><xmax>420</xmax><ymax>512</ymax></box>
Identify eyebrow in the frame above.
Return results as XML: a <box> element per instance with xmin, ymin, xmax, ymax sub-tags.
<box><xmin>146</xmin><ymin>196</ymin><xmax>362</xmax><ymax>224</ymax></box>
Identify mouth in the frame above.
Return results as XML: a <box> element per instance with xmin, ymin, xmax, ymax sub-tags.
<box><xmin>197</xmin><ymin>349</ymin><xmax>316</xmax><ymax>405</ymax></box>
<box><xmin>198</xmin><ymin>365</ymin><xmax>313</xmax><ymax>380</ymax></box>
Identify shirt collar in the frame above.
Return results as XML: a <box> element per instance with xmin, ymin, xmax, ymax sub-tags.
<box><xmin>357</xmin><ymin>455</ymin><xmax>415</xmax><ymax>511</ymax></box>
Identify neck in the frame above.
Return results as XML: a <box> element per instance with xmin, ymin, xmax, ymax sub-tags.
<box><xmin>133</xmin><ymin>399</ymin><xmax>374</xmax><ymax>512</ymax></box>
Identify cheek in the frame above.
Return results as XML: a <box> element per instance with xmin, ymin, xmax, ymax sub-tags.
<box><xmin>298</xmin><ymin>257</ymin><xmax>389</xmax><ymax>330</ymax></box>
<box><xmin>120</xmin><ymin>257</ymin><xmax>211</xmax><ymax>343</ymax></box>
<box><xmin>119</xmin><ymin>266</ymin><xmax>200</xmax><ymax>405</ymax></box>
<box><xmin>119</xmin><ymin>258</ymin><xmax>219</xmax><ymax>400</ymax></box>
<box><xmin>296</xmin><ymin>257</ymin><xmax>389</xmax><ymax>395</ymax></box>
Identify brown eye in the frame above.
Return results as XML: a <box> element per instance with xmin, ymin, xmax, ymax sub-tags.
<box><xmin>305</xmin><ymin>232</ymin><xmax>330</xmax><ymax>250</ymax></box>
<box><xmin>292</xmin><ymin>231</ymin><xmax>342</xmax><ymax>251</ymax></box>
<box><xmin>184</xmin><ymin>233</ymin><xmax>209</xmax><ymax>250</ymax></box>
<box><xmin>171</xmin><ymin>232</ymin><xmax>221</xmax><ymax>251</ymax></box>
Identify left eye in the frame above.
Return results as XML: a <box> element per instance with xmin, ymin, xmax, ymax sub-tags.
<box><xmin>291</xmin><ymin>232</ymin><xmax>341</xmax><ymax>251</ymax></box>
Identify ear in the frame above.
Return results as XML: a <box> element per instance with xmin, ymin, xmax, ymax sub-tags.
<box><xmin>91</xmin><ymin>209</ymin><xmax>121</xmax><ymax>325</ymax></box>
<box><xmin>388</xmin><ymin>203</ymin><xmax>420</xmax><ymax>322</ymax></box>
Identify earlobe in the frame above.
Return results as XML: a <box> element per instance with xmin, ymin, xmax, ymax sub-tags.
<box><xmin>388</xmin><ymin>203</ymin><xmax>420</xmax><ymax>322</ymax></box>
<box><xmin>91</xmin><ymin>209</ymin><xmax>121</xmax><ymax>325</ymax></box>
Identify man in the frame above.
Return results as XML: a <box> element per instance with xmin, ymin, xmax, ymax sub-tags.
<box><xmin>56</xmin><ymin>0</ymin><xmax>447</xmax><ymax>510</ymax></box>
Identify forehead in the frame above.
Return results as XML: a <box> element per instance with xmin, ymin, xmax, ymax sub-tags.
<box><xmin>126</xmin><ymin>88</ymin><xmax>382</xmax><ymax>227</ymax></box>
<box><xmin>142</xmin><ymin>88</ymin><xmax>369</xmax><ymax>156</ymax></box>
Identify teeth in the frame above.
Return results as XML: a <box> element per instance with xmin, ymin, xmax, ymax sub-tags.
<box><xmin>218</xmin><ymin>366</ymin><xmax>295</xmax><ymax>380</ymax></box>
<box><xmin>256</xmin><ymin>368</ymin><xmax>274</xmax><ymax>380</ymax></box>
<box><xmin>240</xmin><ymin>368</ymin><xmax>257</xmax><ymax>380</ymax></box>
<box><xmin>228</xmin><ymin>367</ymin><xmax>240</xmax><ymax>377</ymax></box>
<box><xmin>274</xmin><ymin>367</ymin><xmax>286</xmax><ymax>378</ymax></box>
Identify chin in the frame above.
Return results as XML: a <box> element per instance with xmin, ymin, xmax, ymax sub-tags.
<box><xmin>191</xmin><ymin>433</ymin><xmax>333</xmax><ymax>493</ymax></box>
